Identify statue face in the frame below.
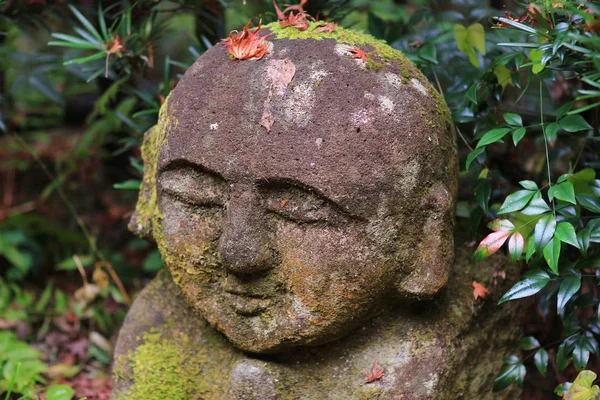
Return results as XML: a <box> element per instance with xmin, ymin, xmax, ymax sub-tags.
<box><xmin>135</xmin><ymin>34</ymin><xmax>456</xmax><ymax>353</ymax></box>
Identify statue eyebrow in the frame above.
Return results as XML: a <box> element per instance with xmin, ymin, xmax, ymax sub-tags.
<box><xmin>256</xmin><ymin>178</ymin><xmax>366</xmax><ymax>221</ymax></box>
<box><xmin>158</xmin><ymin>159</ymin><xmax>225</xmax><ymax>181</ymax></box>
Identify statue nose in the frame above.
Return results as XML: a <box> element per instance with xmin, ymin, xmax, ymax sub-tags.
<box><xmin>218</xmin><ymin>185</ymin><xmax>274</xmax><ymax>274</ymax></box>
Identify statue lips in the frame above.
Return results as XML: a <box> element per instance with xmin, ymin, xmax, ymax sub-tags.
<box><xmin>223</xmin><ymin>282</ymin><xmax>275</xmax><ymax>316</ymax></box>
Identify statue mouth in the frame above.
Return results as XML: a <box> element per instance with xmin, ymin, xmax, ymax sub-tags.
<box><xmin>225</xmin><ymin>292</ymin><xmax>273</xmax><ymax>316</ymax></box>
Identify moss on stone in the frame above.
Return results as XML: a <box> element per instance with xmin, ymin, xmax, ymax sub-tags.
<box><xmin>265</xmin><ymin>22</ymin><xmax>422</xmax><ymax>79</ymax></box>
<box><xmin>132</xmin><ymin>96</ymin><xmax>171</xmax><ymax>240</ymax></box>
<box><xmin>122</xmin><ymin>331</ymin><xmax>205</xmax><ymax>399</ymax></box>
<box><xmin>120</xmin><ymin>319</ymin><xmax>235</xmax><ymax>400</ymax></box>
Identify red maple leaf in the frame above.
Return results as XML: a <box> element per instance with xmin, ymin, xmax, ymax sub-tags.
<box><xmin>222</xmin><ymin>19</ymin><xmax>271</xmax><ymax>61</ymax></box>
<box><xmin>349</xmin><ymin>47</ymin><xmax>368</xmax><ymax>63</ymax></box>
<box><xmin>364</xmin><ymin>360</ymin><xmax>384</xmax><ymax>383</ymax></box>
<box><xmin>273</xmin><ymin>0</ymin><xmax>314</xmax><ymax>31</ymax></box>
<box><xmin>472</xmin><ymin>280</ymin><xmax>490</xmax><ymax>300</ymax></box>
<box><xmin>314</xmin><ymin>22</ymin><xmax>337</xmax><ymax>33</ymax></box>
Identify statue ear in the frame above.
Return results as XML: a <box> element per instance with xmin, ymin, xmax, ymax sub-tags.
<box><xmin>128</xmin><ymin>127</ymin><xmax>159</xmax><ymax>243</ymax></box>
<box><xmin>396</xmin><ymin>183</ymin><xmax>455</xmax><ymax>300</ymax></box>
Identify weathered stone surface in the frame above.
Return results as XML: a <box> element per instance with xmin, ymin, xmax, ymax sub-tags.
<box><xmin>112</xmin><ymin>230</ymin><xmax>521</xmax><ymax>399</ymax></box>
<box><xmin>114</xmin><ymin>22</ymin><xmax>522</xmax><ymax>399</ymax></box>
<box><xmin>130</xmin><ymin>23</ymin><xmax>458</xmax><ymax>354</ymax></box>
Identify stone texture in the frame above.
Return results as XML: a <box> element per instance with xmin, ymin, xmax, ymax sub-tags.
<box><xmin>130</xmin><ymin>23</ymin><xmax>458</xmax><ymax>354</ymax></box>
<box><xmin>113</xmin><ymin>23</ymin><xmax>522</xmax><ymax>399</ymax></box>
<box><xmin>112</xmin><ymin>228</ymin><xmax>521</xmax><ymax>399</ymax></box>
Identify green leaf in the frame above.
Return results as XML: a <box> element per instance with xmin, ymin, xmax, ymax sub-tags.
<box><xmin>570</xmin><ymin>168</ymin><xmax>596</xmax><ymax>194</ymax></box>
<box><xmin>56</xmin><ymin>255</ymin><xmax>93</xmax><ymax>271</ymax></box>
<box><xmin>504</xmin><ymin>113</ymin><xmax>523</xmax><ymax>127</ymax></box>
<box><xmin>493</xmin><ymin>64</ymin><xmax>513</xmax><ymax>90</ymax></box>
<box><xmin>519</xmin><ymin>336</ymin><xmax>540</xmax><ymax>350</ymax></box>
<box><xmin>419</xmin><ymin>43</ymin><xmax>438</xmax><ymax>64</ymax></box>
<box><xmin>526</xmin><ymin>236</ymin><xmax>536</xmax><ymax>261</ymax></box>
<box><xmin>467</xmin><ymin>23</ymin><xmax>486</xmax><ymax>55</ymax></box>
<box><xmin>532</xmin><ymin>62</ymin><xmax>545</xmax><ymax>74</ymax></box>
<box><xmin>543</xmin><ymin>237</ymin><xmax>561</xmax><ymax>274</ymax></box>
<box><xmin>498</xmin><ymin>269</ymin><xmax>551</xmax><ymax>304</ymax></box>
<box><xmin>508</xmin><ymin>232</ymin><xmax>524</xmax><ymax>261</ymax></box>
<box><xmin>488</xmin><ymin>219</ymin><xmax>515</xmax><ymax>232</ymax></box>
<box><xmin>495</xmin><ymin>16</ymin><xmax>539</xmax><ymax>33</ymax></box>
<box><xmin>476</xmin><ymin>127</ymin><xmax>511</xmax><ymax>148</ymax></box>
<box><xmin>557</xmin><ymin>276</ymin><xmax>581</xmax><ymax>314</ymax></box>
<box><xmin>556</xmin><ymin>383</ymin><xmax>571</xmax><ymax>396</ymax></box>
<box><xmin>573</xmin><ymin>342</ymin><xmax>590</xmax><ymax>372</ymax></box>
<box><xmin>5</xmin><ymin>342</ymin><xmax>41</xmax><ymax>361</ymax></box>
<box><xmin>529</xmin><ymin>49</ymin><xmax>546</xmax><ymax>74</ymax></box>
<box><xmin>113</xmin><ymin>180</ymin><xmax>142</xmax><ymax>190</ymax></box>
<box><xmin>453</xmin><ymin>24</ymin><xmax>470</xmax><ymax>53</ymax></box>
<box><xmin>577</xmin><ymin>194</ymin><xmax>600</xmax><ymax>213</ymax></box>
<box><xmin>476</xmin><ymin>180</ymin><xmax>491</xmax><ymax>215</ymax></box>
<box><xmin>534</xmin><ymin>215</ymin><xmax>556</xmax><ymax>251</ymax></box>
<box><xmin>493</xmin><ymin>362</ymin><xmax>525</xmax><ymax>392</ymax></box>
<box><xmin>589</xmin><ymin>219</ymin><xmax>600</xmax><ymax>243</ymax></box>
<box><xmin>512</xmin><ymin>127</ymin><xmax>526</xmax><ymax>146</ymax></box>
<box><xmin>466</xmin><ymin>82</ymin><xmax>479</xmax><ymax>105</ymax></box>
<box><xmin>519</xmin><ymin>180</ymin><xmax>538</xmax><ymax>190</ymax></box>
<box><xmin>498</xmin><ymin>189</ymin><xmax>535</xmax><ymax>214</ymax></box>
<box><xmin>578</xmin><ymin>228</ymin><xmax>591</xmax><ymax>256</ymax></box>
<box><xmin>68</xmin><ymin>4</ymin><xmax>103</xmax><ymax>43</ymax></box>
<box><xmin>142</xmin><ymin>250</ymin><xmax>163</xmax><ymax>273</ymax></box>
<box><xmin>534</xmin><ymin>349</ymin><xmax>548</xmax><ymax>376</ymax></box>
<box><xmin>549</xmin><ymin>182</ymin><xmax>576</xmax><ymax>204</ymax></box>
<box><xmin>521</xmin><ymin>191</ymin><xmax>551</xmax><ymax>216</ymax></box>
<box><xmin>559</xmin><ymin>115</ymin><xmax>592</xmax><ymax>133</ymax></box>
<box><xmin>546</xmin><ymin>122</ymin><xmax>559</xmax><ymax>141</ymax></box>
<box><xmin>565</xmin><ymin>370</ymin><xmax>600</xmax><ymax>400</ymax></box>
<box><xmin>557</xmin><ymin>340</ymin><xmax>571</xmax><ymax>372</ymax></box>
<box><xmin>35</xmin><ymin>282</ymin><xmax>54</xmax><ymax>313</ymax></box>
<box><xmin>45</xmin><ymin>385</ymin><xmax>75</xmax><ymax>400</ymax></box>
<box><xmin>465</xmin><ymin>147</ymin><xmax>485</xmax><ymax>170</ymax></box>
<box><xmin>556</xmin><ymin>222</ymin><xmax>580</xmax><ymax>249</ymax></box>
<box><xmin>64</xmin><ymin>52</ymin><xmax>106</xmax><ymax>65</ymax></box>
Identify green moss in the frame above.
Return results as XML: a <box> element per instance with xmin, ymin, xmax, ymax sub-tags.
<box><xmin>132</xmin><ymin>97</ymin><xmax>172</xmax><ymax>240</ymax></box>
<box><xmin>121</xmin><ymin>327</ymin><xmax>230</xmax><ymax>399</ymax></box>
<box><xmin>264</xmin><ymin>22</ymin><xmax>422</xmax><ymax>79</ymax></box>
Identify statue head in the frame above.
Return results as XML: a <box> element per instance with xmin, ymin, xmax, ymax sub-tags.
<box><xmin>130</xmin><ymin>23</ymin><xmax>457</xmax><ymax>353</ymax></box>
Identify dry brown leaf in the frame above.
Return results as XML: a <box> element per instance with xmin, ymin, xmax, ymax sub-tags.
<box><xmin>260</xmin><ymin>58</ymin><xmax>296</xmax><ymax>132</ymax></box>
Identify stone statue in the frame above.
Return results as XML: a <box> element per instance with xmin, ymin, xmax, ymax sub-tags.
<box><xmin>112</xmin><ymin>22</ymin><xmax>520</xmax><ymax>400</ymax></box>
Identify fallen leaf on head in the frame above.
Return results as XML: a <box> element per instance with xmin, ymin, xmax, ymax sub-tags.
<box><xmin>472</xmin><ymin>280</ymin><xmax>490</xmax><ymax>300</ymax></box>
<box><xmin>314</xmin><ymin>22</ymin><xmax>337</xmax><ymax>33</ymax></box>
<box><xmin>365</xmin><ymin>360</ymin><xmax>384</xmax><ymax>383</ymax></box>
<box><xmin>273</xmin><ymin>0</ymin><xmax>313</xmax><ymax>31</ymax></box>
<box><xmin>349</xmin><ymin>47</ymin><xmax>368</xmax><ymax>62</ymax></box>
<box><xmin>222</xmin><ymin>19</ymin><xmax>271</xmax><ymax>61</ymax></box>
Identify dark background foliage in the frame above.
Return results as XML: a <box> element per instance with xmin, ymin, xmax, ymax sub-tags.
<box><xmin>1</xmin><ymin>0</ymin><xmax>599</xmax><ymax>398</ymax></box>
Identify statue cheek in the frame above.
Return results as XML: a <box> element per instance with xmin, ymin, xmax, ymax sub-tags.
<box><xmin>275</xmin><ymin>227</ymin><xmax>381</xmax><ymax>315</ymax></box>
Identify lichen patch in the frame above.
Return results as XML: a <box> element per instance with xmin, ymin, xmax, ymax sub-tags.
<box><xmin>378</xmin><ymin>96</ymin><xmax>394</xmax><ymax>114</ymax></box>
<box><xmin>351</xmin><ymin>108</ymin><xmax>373</xmax><ymax>126</ymax></box>
<box><xmin>384</xmin><ymin>72</ymin><xmax>403</xmax><ymax>89</ymax></box>
<box><xmin>283</xmin><ymin>82</ymin><xmax>315</xmax><ymax>128</ymax></box>
<box><xmin>410</xmin><ymin>78</ymin><xmax>428</xmax><ymax>96</ymax></box>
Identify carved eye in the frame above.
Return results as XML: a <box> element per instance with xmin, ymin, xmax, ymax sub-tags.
<box><xmin>160</xmin><ymin>168</ymin><xmax>227</xmax><ymax>210</ymax></box>
<box><xmin>259</xmin><ymin>183</ymin><xmax>351</xmax><ymax>226</ymax></box>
